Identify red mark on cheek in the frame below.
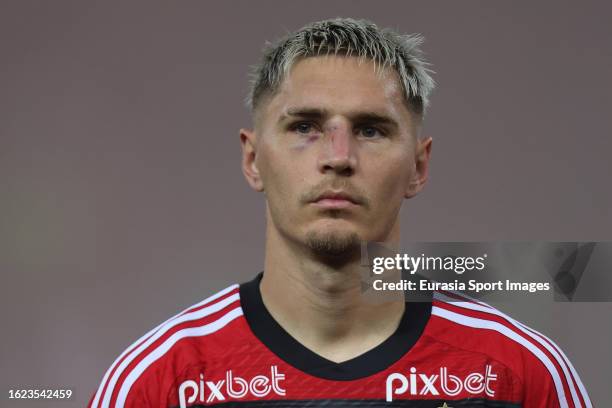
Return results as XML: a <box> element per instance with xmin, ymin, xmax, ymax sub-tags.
<box><xmin>292</xmin><ymin>134</ymin><xmax>320</xmax><ymax>150</ymax></box>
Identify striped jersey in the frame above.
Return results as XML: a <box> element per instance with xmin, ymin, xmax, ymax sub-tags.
<box><xmin>88</xmin><ymin>272</ymin><xmax>591</xmax><ymax>407</ymax></box>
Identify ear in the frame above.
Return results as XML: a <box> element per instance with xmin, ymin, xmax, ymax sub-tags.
<box><xmin>240</xmin><ymin>128</ymin><xmax>264</xmax><ymax>192</ymax></box>
<box><xmin>405</xmin><ymin>136</ymin><xmax>432</xmax><ymax>199</ymax></box>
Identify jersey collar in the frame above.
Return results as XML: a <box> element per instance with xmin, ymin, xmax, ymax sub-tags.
<box><xmin>239</xmin><ymin>272</ymin><xmax>432</xmax><ymax>381</ymax></box>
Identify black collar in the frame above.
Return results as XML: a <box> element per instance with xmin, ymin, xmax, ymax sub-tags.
<box><xmin>239</xmin><ymin>272</ymin><xmax>432</xmax><ymax>381</ymax></box>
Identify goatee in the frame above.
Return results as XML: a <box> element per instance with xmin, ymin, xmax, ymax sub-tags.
<box><xmin>305</xmin><ymin>230</ymin><xmax>361</xmax><ymax>258</ymax></box>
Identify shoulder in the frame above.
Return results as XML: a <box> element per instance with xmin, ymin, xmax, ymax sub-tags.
<box><xmin>88</xmin><ymin>283</ymin><xmax>244</xmax><ymax>408</ymax></box>
<box><xmin>425</xmin><ymin>290</ymin><xmax>592</xmax><ymax>408</ymax></box>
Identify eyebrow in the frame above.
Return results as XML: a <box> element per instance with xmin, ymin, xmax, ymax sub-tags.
<box><xmin>279</xmin><ymin>106</ymin><xmax>400</xmax><ymax>129</ymax></box>
<box><xmin>281</xmin><ymin>107</ymin><xmax>329</xmax><ymax>120</ymax></box>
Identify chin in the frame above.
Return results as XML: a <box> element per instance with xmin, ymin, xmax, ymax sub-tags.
<box><xmin>304</xmin><ymin>229</ymin><xmax>362</xmax><ymax>258</ymax></box>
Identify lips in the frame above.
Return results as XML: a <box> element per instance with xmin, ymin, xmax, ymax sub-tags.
<box><xmin>311</xmin><ymin>191</ymin><xmax>360</xmax><ymax>209</ymax></box>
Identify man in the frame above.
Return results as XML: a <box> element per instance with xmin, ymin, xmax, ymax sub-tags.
<box><xmin>89</xmin><ymin>18</ymin><xmax>591</xmax><ymax>407</ymax></box>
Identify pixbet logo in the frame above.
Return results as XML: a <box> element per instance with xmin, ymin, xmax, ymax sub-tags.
<box><xmin>385</xmin><ymin>365</ymin><xmax>497</xmax><ymax>401</ymax></box>
<box><xmin>178</xmin><ymin>365</ymin><xmax>286</xmax><ymax>407</ymax></box>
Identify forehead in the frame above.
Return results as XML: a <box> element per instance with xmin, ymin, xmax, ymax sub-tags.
<box><xmin>260</xmin><ymin>56</ymin><xmax>413</xmax><ymax>125</ymax></box>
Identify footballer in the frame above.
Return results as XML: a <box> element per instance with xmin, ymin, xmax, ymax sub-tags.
<box><xmin>89</xmin><ymin>18</ymin><xmax>591</xmax><ymax>407</ymax></box>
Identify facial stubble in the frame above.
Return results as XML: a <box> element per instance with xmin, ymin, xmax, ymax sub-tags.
<box><xmin>304</xmin><ymin>209</ymin><xmax>362</xmax><ymax>258</ymax></box>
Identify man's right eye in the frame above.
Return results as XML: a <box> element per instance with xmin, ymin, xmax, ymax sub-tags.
<box><xmin>292</xmin><ymin>122</ymin><xmax>316</xmax><ymax>134</ymax></box>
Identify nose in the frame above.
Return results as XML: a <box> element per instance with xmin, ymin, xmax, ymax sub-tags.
<box><xmin>317</xmin><ymin>121</ymin><xmax>357</xmax><ymax>176</ymax></box>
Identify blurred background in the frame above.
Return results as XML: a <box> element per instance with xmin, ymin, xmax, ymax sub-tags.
<box><xmin>1</xmin><ymin>1</ymin><xmax>610</xmax><ymax>406</ymax></box>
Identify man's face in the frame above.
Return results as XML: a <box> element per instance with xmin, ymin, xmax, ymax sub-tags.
<box><xmin>242</xmin><ymin>56</ymin><xmax>430</xmax><ymax>257</ymax></box>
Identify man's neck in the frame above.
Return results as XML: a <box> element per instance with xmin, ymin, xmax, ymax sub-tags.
<box><xmin>260</xmin><ymin>225</ymin><xmax>405</xmax><ymax>363</ymax></box>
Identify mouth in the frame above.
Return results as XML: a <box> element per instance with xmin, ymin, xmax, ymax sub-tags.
<box><xmin>310</xmin><ymin>191</ymin><xmax>360</xmax><ymax>210</ymax></box>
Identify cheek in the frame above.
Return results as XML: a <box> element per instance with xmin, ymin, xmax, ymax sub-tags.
<box><xmin>258</xmin><ymin>138</ymin><xmax>314</xmax><ymax>187</ymax></box>
<box><xmin>291</xmin><ymin>134</ymin><xmax>321</xmax><ymax>150</ymax></box>
<box><xmin>257</xmin><ymin>148</ymin><xmax>301</xmax><ymax>200</ymax></box>
<box><xmin>368</xmin><ymin>166</ymin><xmax>410</xmax><ymax>228</ymax></box>
<box><xmin>370</xmin><ymin>157</ymin><xmax>414</xmax><ymax>197</ymax></box>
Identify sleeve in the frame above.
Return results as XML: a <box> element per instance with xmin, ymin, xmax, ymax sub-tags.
<box><xmin>87</xmin><ymin>364</ymin><xmax>162</xmax><ymax>408</ymax></box>
<box><xmin>86</xmin><ymin>334</ymin><xmax>171</xmax><ymax>408</ymax></box>
<box><xmin>519</xmin><ymin>338</ymin><xmax>591</xmax><ymax>408</ymax></box>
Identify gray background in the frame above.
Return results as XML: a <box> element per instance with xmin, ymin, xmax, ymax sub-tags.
<box><xmin>1</xmin><ymin>1</ymin><xmax>610</xmax><ymax>406</ymax></box>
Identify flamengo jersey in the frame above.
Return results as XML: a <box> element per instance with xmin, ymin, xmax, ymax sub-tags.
<box><xmin>89</xmin><ymin>273</ymin><xmax>591</xmax><ymax>407</ymax></box>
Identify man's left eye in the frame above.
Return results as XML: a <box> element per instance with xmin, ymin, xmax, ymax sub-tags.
<box><xmin>358</xmin><ymin>126</ymin><xmax>384</xmax><ymax>138</ymax></box>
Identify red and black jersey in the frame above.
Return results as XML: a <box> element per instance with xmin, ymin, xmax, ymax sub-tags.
<box><xmin>88</xmin><ymin>273</ymin><xmax>591</xmax><ymax>407</ymax></box>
